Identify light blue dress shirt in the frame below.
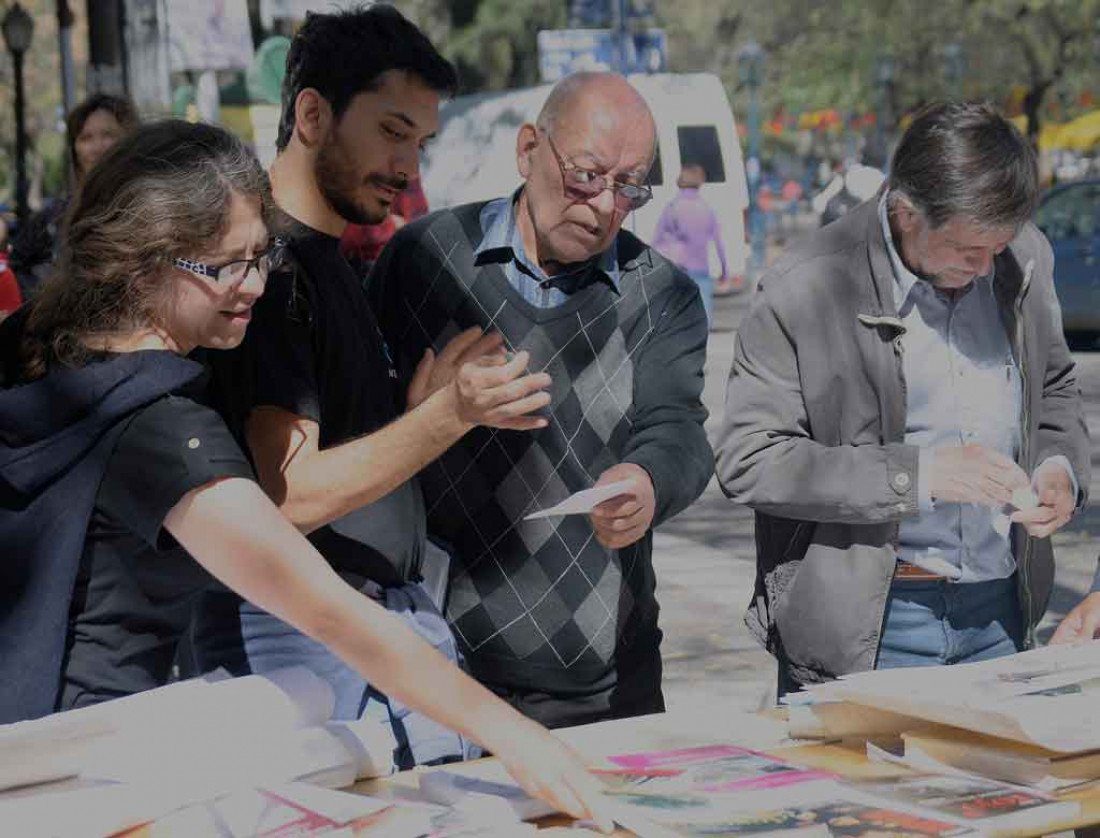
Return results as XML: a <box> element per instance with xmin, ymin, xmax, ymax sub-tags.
<box><xmin>474</xmin><ymin>192</ymin><xmax>620</xmax><ymax>308</ymax></box>
<box><xmin>878</xmin><ymin>196</ymin><xmax>1075</xmax><ymax>582</ymax></box>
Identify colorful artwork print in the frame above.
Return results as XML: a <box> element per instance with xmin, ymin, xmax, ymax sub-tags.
<box><xmin>605</xmin><ymin>745</ymin><xmax>831</xmax><ymax>793</ymax></box>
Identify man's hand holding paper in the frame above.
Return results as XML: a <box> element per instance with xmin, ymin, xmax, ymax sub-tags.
<box><xmin>1011</xmin><ymin>460</ymin><xmax>1075</xmax><ymax>539</ymax></box>
<box><xmin>588</xmin><ymin>463</ymin><xmax>656</xmax><ymax>550</ymax></box>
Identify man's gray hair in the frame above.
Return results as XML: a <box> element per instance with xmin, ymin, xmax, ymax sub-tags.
<box><xmin>887</xmin><ymin>101</ymin><xmax>1038</xmax><ymax>231</ymax></box>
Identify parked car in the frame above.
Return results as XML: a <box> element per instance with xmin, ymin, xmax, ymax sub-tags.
<box><xmin>1035</xmin><ymin>178</ymin><xmax>1100</xmax><ymax>349</ymax></box>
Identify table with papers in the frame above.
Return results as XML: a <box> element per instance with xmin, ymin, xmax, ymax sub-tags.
<box><xmin>345</xmin><ymin>710</ymin><xmax>1100</xmax><ymax>837</ymax></box>
<box><xmin>10</xmin><ymin>643</ymin><xmax>1100</xmax><ymax>837</ymax></box>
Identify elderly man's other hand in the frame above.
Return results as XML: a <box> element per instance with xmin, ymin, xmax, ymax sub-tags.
<box><xmin>1011</xmin><ymin>460</ymin><xmax>1075</xmax><ymax>539</ymax></box>
<box><xmin>929</xmin><ymin>444</ymin><xmax>1030</xmax><ymax>507</ymax></box>
<box><xmin>588</xmin><ymin>463</ymin><xmax>655</xmax><ymax>549</ymax></box>
<box><xmin>1050</xmin><ymin>592</ymin><xmax>1100</xmax><ymax>645</ymax></box>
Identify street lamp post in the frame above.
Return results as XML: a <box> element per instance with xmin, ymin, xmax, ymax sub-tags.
<box><xmin>942</xmin><ymin>43</ymin><xmax>965</xmax><ymax>100</ymax></box>
<box><xmin>874</xmin><ymin>53</ymin><xmax>896</xmax><ymax>166</ymax></box>
<box><xmin>737</xmin><ymin>39</ymin><xmax>766</xmax><ymax>279</ymax></box>
<box><xmin>2</xmin><ymin>2</ymin><xmax>35</xmax><ymax>230</ymax></box>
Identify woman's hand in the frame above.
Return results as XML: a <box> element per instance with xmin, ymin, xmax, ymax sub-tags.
<box><xmin>487</xmin><ymin>717</ymin><xmax>615</xmax><ymax>833</ymax></box>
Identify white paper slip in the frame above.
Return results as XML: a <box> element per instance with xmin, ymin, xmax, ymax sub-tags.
<box><xmin>524</xmin><ymin>480</ymin><xmax>635</xmax><ymax>520</ymax></box>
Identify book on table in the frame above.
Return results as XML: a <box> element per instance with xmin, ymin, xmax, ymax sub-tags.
<box><xmin>899</xmin><ymin>728</ymin><xmax>1100</xmax><ymax>792</ymax></box>
<box><xmin>798</xmin><ymin>642</ymin><xmax>1100</xmax><ymax>753</ymax></box>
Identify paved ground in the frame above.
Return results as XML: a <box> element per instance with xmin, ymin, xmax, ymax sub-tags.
<box><xmin>654</xmin><ymin>218</ymin><xmax>1100</xmax><ymax>718</ymax></box>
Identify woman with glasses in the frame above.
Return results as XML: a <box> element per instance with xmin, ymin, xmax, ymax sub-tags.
<box><xmin>0</xmin><ymin>120</ymin><xmax>613</xmax><ymax>831</ymax></box>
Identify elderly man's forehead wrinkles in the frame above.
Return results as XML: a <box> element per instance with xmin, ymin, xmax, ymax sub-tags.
<box><xmin>566</xmin><ymin>109</ymin><xmax>654</xmax><ymax>171</ymax></box>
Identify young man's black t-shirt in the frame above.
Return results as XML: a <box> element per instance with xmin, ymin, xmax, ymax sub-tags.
<box><xmin>59</xmin><ymin>384</ymin><xmax>254</xmax><ymax>710</ymax></box>
<box><xmin>203</xmin><ymin>218</ymin><xmax>426</xmax><ymax>591</ymax></box>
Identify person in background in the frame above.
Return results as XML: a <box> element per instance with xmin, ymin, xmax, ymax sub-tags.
<box><xmin>9</xmin><ymin>93</ymin><xmax>139</xmax><ymax>298</ymax></box>
<box><xmin>652</xmin><ymin>163</ymin><xmax>730</xmax><ymax>325</ymax></box>
<box><xmin>0</xmin><ymin>120</ymin><xmax>613</xmax><ymax>832</ymax></box>
<box><xmin>341</xmin><ymin>177</ymin><xmax>430</xmax><ymax>279</ymax></box>
<box><xmin>0</xmin><ymin>216</ymin><xmax>19</xmax><ymax>321</ymax></box>
<box><xmin>779</xmin><ymin>177</ymin><xmax>803</xmax><ymax>241</ymax></box>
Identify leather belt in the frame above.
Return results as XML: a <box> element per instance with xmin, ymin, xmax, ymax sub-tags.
<box><xmin>893</xmin><ymin>561</ymin><xmax>948</xmax><ymax>582</ymax></box>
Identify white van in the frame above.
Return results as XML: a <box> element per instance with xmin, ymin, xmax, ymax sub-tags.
<box><xmin>420</xmin><ymin>72</ymin><xmax>749</xmax><ymax>277</ymax></box>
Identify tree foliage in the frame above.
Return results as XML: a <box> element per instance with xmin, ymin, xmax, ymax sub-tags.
<box><xmin>657</xmin><ymin>0</ymin><xmax>1100</xmax><ymax>150</ymax></box>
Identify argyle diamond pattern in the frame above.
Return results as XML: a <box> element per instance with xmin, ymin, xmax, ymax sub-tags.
<box><xmin>370</xmin><ymin>205</ymin><xmax>688</xmax><ymax>684</ymax></box>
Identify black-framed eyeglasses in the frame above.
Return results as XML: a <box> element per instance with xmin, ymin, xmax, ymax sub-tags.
<box><xmin>174</xmin><ymin>237</ymin><xmax>286</xmax><ymax>284</ymax></box>
<box><xmin>542</xmin><ymin>131</ymin><xmax>653</xmax><ymax>212</ymax></box>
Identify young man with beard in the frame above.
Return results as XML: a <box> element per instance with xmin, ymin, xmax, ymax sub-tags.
<box><xmin>196</xmin><ymin>7</ymin><xmax>557</xmax><ymax>768</ymax></box>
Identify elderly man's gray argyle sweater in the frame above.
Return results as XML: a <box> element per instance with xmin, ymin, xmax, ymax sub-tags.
<box><xmin>369</xmin><ymin>201</ymin><xmax>712</xmax><ymax>699</ymax></box>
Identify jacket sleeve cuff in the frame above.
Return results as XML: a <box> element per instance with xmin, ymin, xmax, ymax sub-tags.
<box><xmin>917</xmin><ymin>447</ymin><xmax>935</xmax><ymax>513</ymax></box>
<box><xmin>1091</xmin><ymin>557</ymin><xmax>1100</xmax><ymax>595</ymax></box>
<box><xmin>886</xmin><ymin>444</ymin><xmax>921</xmax><ymax>518</ymax></box>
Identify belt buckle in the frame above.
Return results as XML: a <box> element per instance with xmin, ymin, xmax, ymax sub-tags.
<box><xmin>894</xmin><ymin>561</ymin><xmax>946</xmax><ymax>582</ymax></box>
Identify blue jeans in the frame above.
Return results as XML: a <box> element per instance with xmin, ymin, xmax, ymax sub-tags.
<box><xmin>776</xmin><ymin>575</ymin><xmax>1023</xmax><ymax>698</ymax></box>
<box><xmin>876</xmin><ymin>575</ymin><xmax>1023</xmax><ymax>669</ymax></box>
<box><xmin>689</xmin><ymin>270</ymin><xmax>714</xmax><ymax>325</ymax></box>
<box><xmin>235</xmin><ymin>583</ymin><xmax>475</xmax><ymax>770</ymax></box>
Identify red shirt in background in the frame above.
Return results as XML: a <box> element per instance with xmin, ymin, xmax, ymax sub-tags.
<box><xmin>341</xmin><ymin>179</ymin><xmax>430</xmax><ymax>266</ymax></box>
<box><xmin>0</xmin><ymin>250</ymin><xmax>21</xmax><ymax>317</ymax></box>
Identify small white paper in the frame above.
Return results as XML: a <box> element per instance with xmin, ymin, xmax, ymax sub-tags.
<box><xmin>994</xmin><ymin>486</ymin><xmax>1041</xmax><ymax>536</ymax></box>
<box><xmin>524</xmin><ymin>480</ymin><xmax>635</xmax><ymax>520</ymax></box>
<box><xmin>1011</xmin><ymin>486</ymin><xmax>1040</xmax><ymax>510</ymax></box>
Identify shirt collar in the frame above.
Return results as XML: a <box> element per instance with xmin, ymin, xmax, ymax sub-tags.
<box><xmin>878</xmin><ymin>192</ymin><xmax>921</xmax><ymax>310</ymax></box>
<box><xmin>877</xmin><ymin>192</ymin><xmax>994</xmax><ymax>310</ymax></box>
<box><xmin>475</xmin><ymin>188</ymin><xmax>621</xmax><ymax>291</ymax></box>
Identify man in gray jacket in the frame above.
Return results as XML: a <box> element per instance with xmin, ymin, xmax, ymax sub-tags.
<box><xmin>717</xmin><ymin>102</ymin><xmax>1089</xmax><ymax>694</ymax></box>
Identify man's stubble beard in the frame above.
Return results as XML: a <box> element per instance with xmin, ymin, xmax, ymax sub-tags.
<box><xmin>314</xmin><ymin>132</ymin><xmax>388</xmax><ymax>226</ymax></box>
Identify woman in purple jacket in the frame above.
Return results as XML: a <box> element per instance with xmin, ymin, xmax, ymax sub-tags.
<box><xmin>652</xmin><ymin>163</ymin><xmax>731</xmax><ymax>325</ymax></box>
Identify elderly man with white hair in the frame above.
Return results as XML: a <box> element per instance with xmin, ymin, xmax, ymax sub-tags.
<box><xmin>369</xmin><ymin>71</ymin><xmax>713</xmax><ymax>729</ymax></box>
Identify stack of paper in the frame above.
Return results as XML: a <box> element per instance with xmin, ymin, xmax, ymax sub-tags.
<box><xmin>897</xmin><ymin>729</ymin><xmax>1100</xmax><ymax>792</ymax></box>
<box><xmin>793</xmin><ymin>642</ymin><xmax>1100</xmax><ymax>753</ymax></box>
<box><xmin>0</xmin><ymin>668</ymin><xmax>396</xmax><ymax>838</ymax></box>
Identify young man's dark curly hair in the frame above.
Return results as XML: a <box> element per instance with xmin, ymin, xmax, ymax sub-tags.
<box><xmin>275</xmin><ymin>4</ymin><xmax>458</xmax><ymax>153</ymax></box>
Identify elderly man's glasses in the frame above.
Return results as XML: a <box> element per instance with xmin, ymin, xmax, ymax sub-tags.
<box><xmin>543</xmin><ymin>132</ymin><xmax>653</xmax><ymax>212</ymax></box>
<box><xmin>174</xmin><ymin>238</ymin><xmax>285</xmax><ymax>284</ymax></box>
